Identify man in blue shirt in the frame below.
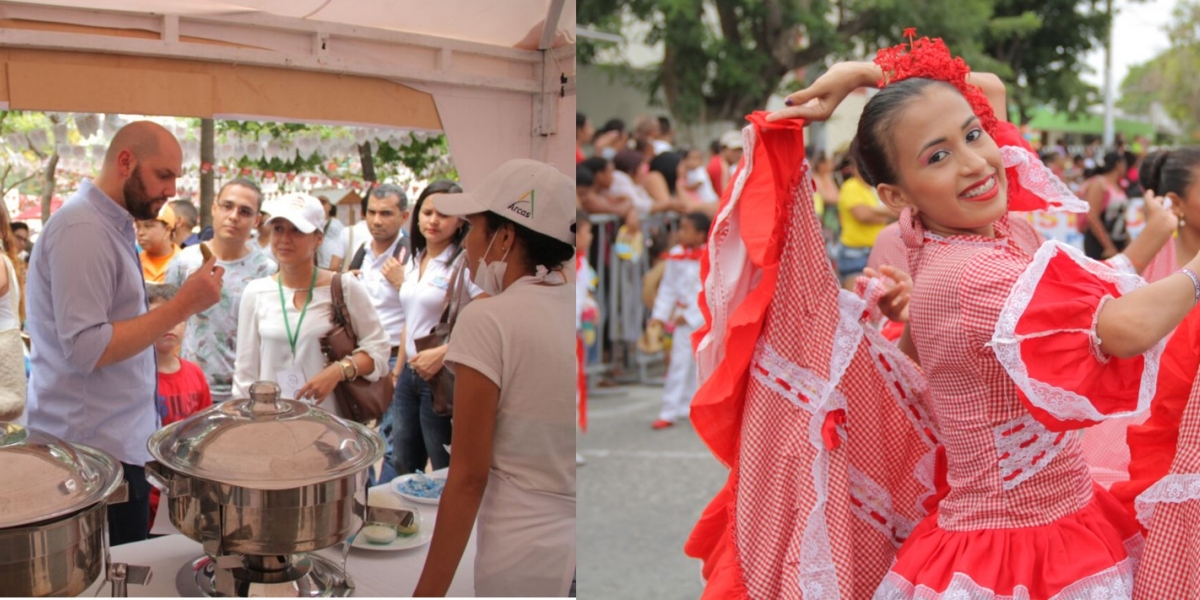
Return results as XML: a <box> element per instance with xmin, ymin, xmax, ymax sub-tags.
<box><xmin>26</xmin><ymin>121</ymin><xmax>224</xmax><ymax>545</ymax></box>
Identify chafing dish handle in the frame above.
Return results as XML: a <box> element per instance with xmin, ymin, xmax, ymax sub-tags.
<box><xmin>107</xmin><ymin>563</ymin><xmax>152</xmax><ymax>598</ymax></box>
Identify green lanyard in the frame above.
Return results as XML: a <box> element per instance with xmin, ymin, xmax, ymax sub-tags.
<box><xmin>278</xmin><ymin>268</ymin><xmax>318</xmax><ymax>358</ymax></box>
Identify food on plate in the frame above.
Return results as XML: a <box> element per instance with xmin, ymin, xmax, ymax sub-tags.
<box><xmin>362</xmin><ymin>523</ymin><xmax>397</xmax><ymax>545</ymax></box>
<box><xmin>394</xmin><ymin>472</ymin><xmax>445</xmax><ymax>500</ymax></box>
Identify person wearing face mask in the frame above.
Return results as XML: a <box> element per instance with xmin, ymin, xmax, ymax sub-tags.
<box><xmin>388</xmin><ymin>180</ymin><xmax>484</xmax><ymax>477</ymax></box>
<box><xmin>412</xmin><ymin>159</ymin><xmax>576</xmax><ymax>598</ymax></box>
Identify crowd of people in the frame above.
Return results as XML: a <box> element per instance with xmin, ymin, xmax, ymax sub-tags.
<box><xmin>3</xmin><ymin>120</ymin><xmax>576</xmax><ymax>597</ymax></box>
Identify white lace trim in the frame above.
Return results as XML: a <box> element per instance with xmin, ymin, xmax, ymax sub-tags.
<box><xmin>1088</xmin><ymin>295</ymin><xmax>1113</xmax><ymax>365</ymax></box>
<box><xmin>991</xmin><ymin>241</ymin><xmax>1160</xmax><ymax>423</ymax></box>
<box><xmin>695</xmin><ymin>125</ymin><xmax>759</xmax><ymax>384</ymax></box>
<box><xmin>1134</xmin><ymin>473</ymin><xmax>1200</xmax><ymax>528</ymax></box>
<box><xmin>864</xmin><ymin>325</ymin><xmax>940</xmax><ymax>449</ymax></box>
<box><xmin>993</xmin><ymin>414</ymin><xmax>1073</xmax><ymax>491</ymax></box>
<box><xmin>922</xmin><ymin>231</ymin><xmax>1006</xmax><ymax>250</ymax></box>
<box><xmin>1000</xmin><ymin>146</ymin><xmax>1090</xmax><ymax>214</ymax></box>
<box><xmin>848</xmin><ymin>465</ymin><xmax>919</xmax><ymax>548</ymax></box>
<box><xmin>752</xmin><ymin>342</ymin><xmax>847</xmax><ymax>416</ymax></box>
<box><xmin>1104</xmin><ymin>253</ymin><xmax>1137</xmax><ymax>276</ymax></box>
<box><xmin>873</xmin><ymin>535</ymin><xmax>1141</xmax><ymax>600</ymax></box>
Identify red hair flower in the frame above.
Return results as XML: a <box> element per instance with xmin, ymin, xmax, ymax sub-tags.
<box><xmin>873</xmin><ymin>31</ymin><xmax>998</xmax><ymax>140</ymax></box>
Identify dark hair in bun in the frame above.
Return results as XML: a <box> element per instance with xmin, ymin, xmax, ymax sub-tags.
<box><xmin>1140</xmin><ymin>147</ymin><xmax>1200</xmax><ymax>199</ymax></box>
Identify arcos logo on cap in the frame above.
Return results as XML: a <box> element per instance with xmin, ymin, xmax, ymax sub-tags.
<box><xmin>506</xmin><ymin>189</ymin><xmax>535</xmax><ymax>219</ymax></box>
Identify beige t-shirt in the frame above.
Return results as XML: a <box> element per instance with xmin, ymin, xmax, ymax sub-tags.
<box><xmin>445</xmin><ymin>278</ymin><xmax>575</xmax><ymax>498</ymax></box>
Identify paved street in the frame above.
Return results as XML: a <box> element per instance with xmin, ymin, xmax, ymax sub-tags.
<box><xmin>577</xmin><ymin>383</ymin><xmax>728</xmax><ymax>600</ymax></box>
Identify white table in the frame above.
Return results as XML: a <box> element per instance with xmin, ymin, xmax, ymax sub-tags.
<box><xmin>87</xmin><ymin>485</ymin><xmax>475</xmax><ymax>598</ymax></box>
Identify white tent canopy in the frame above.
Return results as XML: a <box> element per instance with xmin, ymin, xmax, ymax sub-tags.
<box><xmin>0</xmin><ymin>0</ymin><xmax>577</xmax><ymax>188</ymax></box>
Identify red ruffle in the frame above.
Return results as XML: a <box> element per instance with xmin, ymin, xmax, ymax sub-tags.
<box><xmin>690</xmin><ymin>111</ymin><xmax>802</xmax><ymax>467</ymax></box>
<box><xmin>686</xmin><ymin>111</ymin><xmax>801</xmax><ymax>599</ymax></box>
<box><xmin>1006</xmin><ymin>249</ymin><xmax>1147</xmax><ymax>431</ymax></box>
<box><xmin>885</xmin><ymin>483</ymin><xmax>1140</xmax><ymax>599</ymax></box>
<box><xmin>1111</xmin><ymin>307</ymin><xmax>1200</xmax><ymax>521</ymax></box>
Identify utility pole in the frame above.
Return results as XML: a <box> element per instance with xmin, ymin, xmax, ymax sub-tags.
<box><xmin>1102</xmin><ymin>0</ymin><xmax>1116</xmax><ymax>150</ymax></box>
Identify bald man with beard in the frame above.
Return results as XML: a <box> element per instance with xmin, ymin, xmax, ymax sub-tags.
<box><xmin>26</xmin><ymin>121</ymin><xmax>225</xmax><ymax>545</ymax></box>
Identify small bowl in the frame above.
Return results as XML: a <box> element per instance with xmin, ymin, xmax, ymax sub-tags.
<box><xmin>361</xmin><ymin>523</ymin><xmax>398</xmax><ymax>545</ymax></box>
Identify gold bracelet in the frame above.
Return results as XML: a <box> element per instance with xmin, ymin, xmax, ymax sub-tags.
<box><xmin>339</xmin><ymin>359</ymin><xmax>356</xmax><ymax>381</ymax></box>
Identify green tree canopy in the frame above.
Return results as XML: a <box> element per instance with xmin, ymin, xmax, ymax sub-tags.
<box><xmin>580</xmin><ymin>0</ymin><xmax>1111</xmax><ymax>126</ymax></box>
<box><xmin>1118</xmin><ymin>0</ymin><xmax>1200</xmax><ymax>138</ymax></box>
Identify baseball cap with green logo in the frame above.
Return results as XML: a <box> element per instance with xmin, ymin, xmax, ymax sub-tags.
<box><xmin>433</xmin><ymin>159</ymin><xmax>575</xmax><ymax>246</ymax></box>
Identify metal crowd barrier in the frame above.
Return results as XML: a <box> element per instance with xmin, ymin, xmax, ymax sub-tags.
<box><xmin>583</xmin><ymin>211</ymin><xmax>682</xmax><ymax>385</ymax></box>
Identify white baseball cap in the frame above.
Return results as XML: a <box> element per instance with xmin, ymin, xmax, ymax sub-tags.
<box><xmin>720</xmin><ymin>130</ymin><xmax>744</xmax><ymax>150</ymax></box>
<box><xmin>433</xmin><ymin>159</ymin><xmax>575</xmax><ymax>246</ymax></box>
<box><xmin>262</xmin><ymin>192</ymin><xmax>324</xmax><ymax>234</ymax></box>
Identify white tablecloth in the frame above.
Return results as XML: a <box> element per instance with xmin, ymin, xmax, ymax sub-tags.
<box><xmin>87</xmin><ymin>485</ymin><xmax>475</xmax><ymax>598</ymax></box>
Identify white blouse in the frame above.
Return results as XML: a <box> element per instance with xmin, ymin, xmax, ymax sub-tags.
<box><xmin>399</xmin><ymin>245</ymin><xmax>483</xmax><ymax>359</ymax></box>
<box><xmin>233</xmin><ymin>273</ymin><xmax>390</xmax><ymax>418</ymax></box>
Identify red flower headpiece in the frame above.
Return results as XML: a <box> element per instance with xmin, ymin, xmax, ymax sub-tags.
<box><xmin>874</xmin><ymin>32</ymin><xmax>998</xmax><ymax>140</ymax></box>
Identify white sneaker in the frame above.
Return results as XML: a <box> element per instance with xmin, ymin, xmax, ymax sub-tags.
<box><xmin>576</xmin><ymin>453</ymin><xmax>586</xmax><ymax>466</ymax></box>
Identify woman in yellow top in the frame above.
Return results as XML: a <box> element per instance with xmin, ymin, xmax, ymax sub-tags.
<box><xmin>836</xmin><ymin>156</ymin><xmax>895</xmax><ymax>281</ymax></box>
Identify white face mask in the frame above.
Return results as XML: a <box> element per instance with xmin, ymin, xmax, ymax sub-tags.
<box><xmin>473</xmin><ymin>231</ymin><xmax>511</xmax><ymax>296</ymax></box>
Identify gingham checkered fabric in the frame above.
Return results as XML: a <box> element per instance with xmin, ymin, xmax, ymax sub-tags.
<box><xmin>1133</xmin><ymin>368</ymin><xmax>1200</xmax><ymax>598</ymax></box>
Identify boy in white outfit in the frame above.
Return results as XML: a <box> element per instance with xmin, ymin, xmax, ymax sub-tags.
<box><xmin>649</xmin><ymin>212</ymin><xmax>710</xmax><ymax>429</ymax></box>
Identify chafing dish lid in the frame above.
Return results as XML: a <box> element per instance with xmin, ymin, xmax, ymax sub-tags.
<box><xmin>147</xmin><ymin>381</ymin><xmax>384</xmax><ymax>489</ymax></box>
<box><xmin>0</xmin><ymin>423</ymin><xmax>123</xmax><ymax>528</ymax></box>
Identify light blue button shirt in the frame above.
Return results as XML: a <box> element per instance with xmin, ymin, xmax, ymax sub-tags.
<box><xmin>26</xmin><ymin>179</ymin><xmax>157</xmax><ymax>465</ymax></box>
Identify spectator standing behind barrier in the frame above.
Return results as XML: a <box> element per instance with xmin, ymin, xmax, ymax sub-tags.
<box><xmin>169</xmin><ymin>199</ymin><xmax>200</xmax><ymax>248</ymax></box>
<box><xmin>649</xmin><ymin>212</ymin><xmax>709</xmax><ymax>430</ymax></box>
<box><xmin>1079</xmin><ymin>152</ymin><xmax>1131</xmax><ymax>260</ymax></box>
<box><xmin>165</xmin><ymin>178</ymin><xmax>277</xmax><ymax>404</ymax></box>
<box><xmin>27</xmin><ymin>121</ymin><xmax>224</xmax><ymax>545</ymax></box>
<box><xmin>837</xmin><ymin>153</ymin><xmax>896</xmax><ymax>281</ymax></box>
<box><xmin>389</xmin><ymin>180</ymin><xmax>484</xmax><ymax>476</ymax></box>
<box><xmin>413</xmin><ymin>158</ymin><xmax>576</xmax><ymax>598</ymax></box>
<box><xmin>137</xmin><ymin>203</ymin><xmax>180</xmax><ymax>283</ymax></box>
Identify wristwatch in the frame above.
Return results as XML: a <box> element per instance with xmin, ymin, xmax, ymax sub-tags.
<box><xmin>339</xmin><ymin>358</ymin><xmax>356</xmax><ymax>381</ymax></box>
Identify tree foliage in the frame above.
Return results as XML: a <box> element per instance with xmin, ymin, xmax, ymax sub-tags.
<box><xmin>579</xmin><ymin>0</ymin><xmax>1111</xmax><ymax>125</ymax></box>
<box><xmin>1119</xmin><ymin>0</ymin><xmax>1200</xmax><ymax>138</ymax></box>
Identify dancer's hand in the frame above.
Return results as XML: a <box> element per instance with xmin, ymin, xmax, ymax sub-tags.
<box><xmin>767</xmin><ymin>62</ymin><xmax>880</xmax><ymax>123</ymax></box>
<box><xmin>1143</xmin><ymin>189</ymin><xmax>1179</xmax><ymax>234</ymax></box>
<box><xmin>865</xmin><ymin>265</ymin><xmax>913</xmax><ymax>323</ymax></box>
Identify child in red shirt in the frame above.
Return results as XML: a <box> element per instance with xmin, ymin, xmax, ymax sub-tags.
<box><xmin>146</xmin><ymin>283</ymin><xmax>212</xmax><ymax>530</ymax></box>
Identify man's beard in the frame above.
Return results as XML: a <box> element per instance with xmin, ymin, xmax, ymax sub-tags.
<box><xmin>124</xmin><ymin>166</ymin><xmax>165</xmax><ymax>220</ymax></box>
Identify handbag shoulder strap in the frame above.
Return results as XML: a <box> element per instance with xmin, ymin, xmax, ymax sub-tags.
<box><xmin>433</xmin><ymin>246</ymin><xmax>467</xmax><ymax>327</ymax></box>
<box><xmin>330</xmin><ymin>272</ymin><xmax>352</xmax><ymax>330</ymax></box>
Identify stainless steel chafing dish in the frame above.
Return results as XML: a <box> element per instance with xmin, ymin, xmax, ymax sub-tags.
<box><xmin>146</xmin><ymin>381</ymin><xmax>408</xmax><ymax>597</ymax></box>
<box><xmin>0</xmin><ymin>422</ymin><xmax>151</xmax><ymax>596</ymax></box>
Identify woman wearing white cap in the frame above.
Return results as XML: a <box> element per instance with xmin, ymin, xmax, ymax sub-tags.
<box><xmin>413</xmin><ymin>159</ymin><xmax>577</xmax><ymax>597</ymax></box>
<box><xmin>232</xmin><ymin>192</ymin><xmax>390</xmax><ymax>416</ymax></box>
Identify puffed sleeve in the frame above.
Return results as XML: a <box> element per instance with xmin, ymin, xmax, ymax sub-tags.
<box><xmin>232</xmin><ymin>278</ymin><xmax>265</xmax><ymax>400</ymax></box>
<box><xmin>341</xmin><ymin>274</ymin><xmax>391</xmax><ymax>382</ymax></box>
<box><xmin>989</xmin><ymin>240</ymin><xmax>1159</xmax><ymax>431</ymax></box>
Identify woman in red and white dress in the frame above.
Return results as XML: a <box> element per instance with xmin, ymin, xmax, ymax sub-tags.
<box><xmin>1103</xmin><ymin>147</ymin><xmax>1200</xmax><ymax>598</ymax></box>
<box><xmin>685</xmin><ymin>35</ymin><xmax>1198</xmax><ymax>599</ymax></box>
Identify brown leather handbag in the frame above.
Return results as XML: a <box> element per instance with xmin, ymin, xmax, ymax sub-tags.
<box><xmin>413</xmin><ymin>250</ymin><xmax>467</xmax><ymax>417</ymax></box>
<box><xmin>319</xmin><ymin>274</ymin><xmax>394</xmax><ymax>424</ymax></box>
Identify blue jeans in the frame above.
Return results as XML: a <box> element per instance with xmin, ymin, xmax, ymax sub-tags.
<box><xmin>388</xmin><ymin>364</ymin><xmax>453</xmax><ymax>475</ymax></box>
<box><xmin>837</xmin><ymin>244</ymin><xmax>871</xmax><ymax>278</ymax></box>
<box><xmin>369</xmin><ymin>356</ymin><xmax>400</xmax><ymax>486</ymax></box>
